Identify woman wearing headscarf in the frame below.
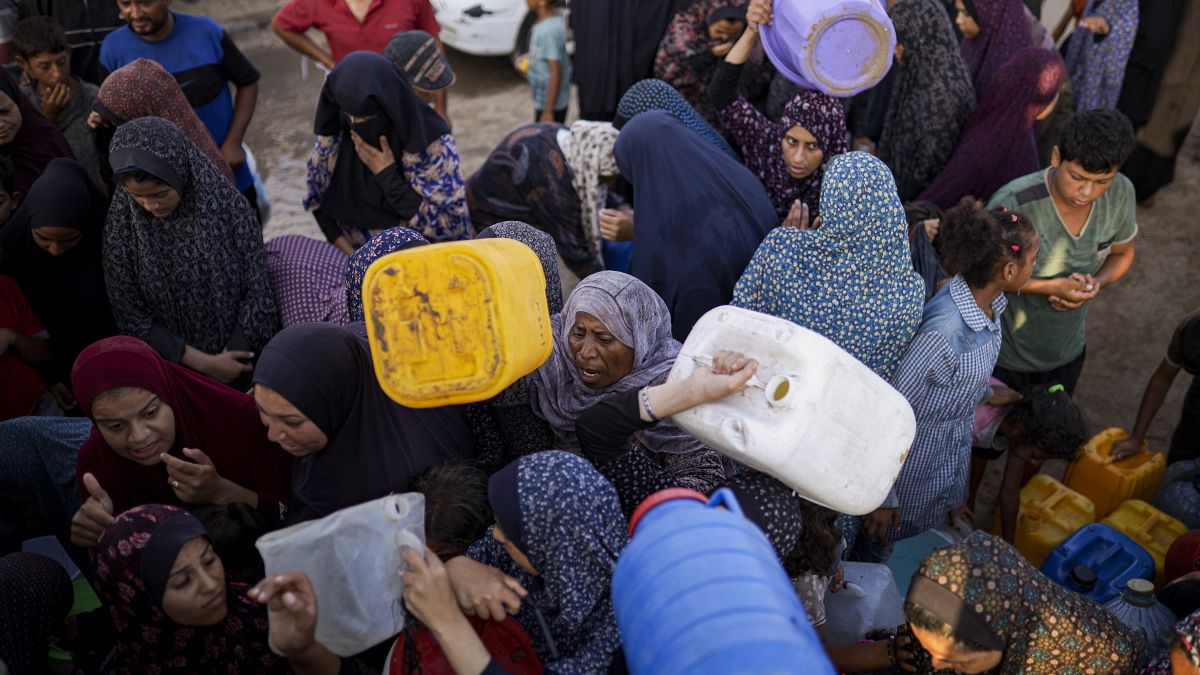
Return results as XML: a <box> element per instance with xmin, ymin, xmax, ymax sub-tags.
<box><xmin>733</xmin><ymin>152</ymin><xmax>925</xmax><ymax>380</ymax></box>
<box><xmin>0</xmin><ymin>157</ymin><xmax>114</xmax><ymax>397</ymax></box>
<box><xmin>570</xmin><ymin>0</ymin><xmax>690</xmax><ymax>121</ymax></box>
<box><xmin>905</xmin><ymin>531</ymin><xmax>1144</xmax><ymax>673</ymax></box>
<box><xmin>1064</xmin><ymin>0</ymin><xmax>1138</xmax><ymax>111</ymax></box>
<box><xmin>0</xmin><ymin>552</ymin><xmax>74</xmax><ymax>675</ymax></box>
<box><xmin>68</xmin><ymin>336</ymin><xmax>290</xmax><ymax>548</ymax></box>
<box><xmin>252</xmin><ymin>322</ymin><xmax>477</xmax><ymax>524</ymax></box>
<box><xmin>1120</xmin><ymin>0</ymin><xmax>1200</xmax><ymax>202</ymax></box>
<box><xmin>460</xmin><ymin>450</ymin><xmax>627</xmax><ymax>673</ymax></box>
<box><xmin>707</xmin><ymin>0</ymin><xmax>850</xmax><ymax>221</ymax></box>
<box><xmin>615</xmin><ymin>111</ymin><xmax>776</xmax><ymax>339</ymax></box>
<box><xmin>305</xmin><ymin>52</ymin><xmax>470</xmax><ymax>254</ymax></box>
<box><xmin>92</xmin><ymin>505</ymin><xmax>297</xmax><ymax>674</ymax></box>
<box><xmin>956</xmin><ymin>0</ymin><xmax>1034</xmax><ymax>95</ymax></box>
<box><xmin>466</xmin><ymin>121</ymin><xmax>618</xmax><ymax>278</ymax></box>
<box><xmin>0</xmin><ymin>69</ymin><xmax>72</xmax><ymax>197</ymax></box>
<box><xmin>1144</xmin><ymin>609</ymin><xmax>1200</xmax><ymax>674</ymax></box>
<box><xmin>613</xmin><ymin>78</ymin><xmax>738</xmax><ymax>159</ymax></box>
<box><xmin>344</xmin><ymin>226</ymin><xmax>430</xmax><ymax>323</ymax></box>
<box><xmin>103</xmin><ymin>117</ymin><xmax>279</xmax><ymax>388</ymax></box>
<box><xmin>878</xmin><ymin>0</ymin><xmax>976</xmax><ymax>202</ymax></box>
<box><xmin>653</xmin><ymin>0</ymin><xmax>765</xmax><ymax>132</ymax></box>
<box><xmin>918</xmin><ymin>47</ymin><xmax>1066</xmax><ymax>209</ymax></box>
<box><xmin>93</xmin><ymin>58</ymin><xmax>236</xmax><ymax>185</ymax></box>
<box><xmin>526</xmin><ymin>271</ymin><xmax>729</xmax><ymax>493</ymax></box>
<box><xmin>264</xmin><ymin>234</ymin><xmax>351</xmax><ymax>327</ymax></box>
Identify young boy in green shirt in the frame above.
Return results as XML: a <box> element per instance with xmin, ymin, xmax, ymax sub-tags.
<box><xmin>988</xmin><ymin>109</ymin><xmax>1138</xmax><ymax>393</ymax></box>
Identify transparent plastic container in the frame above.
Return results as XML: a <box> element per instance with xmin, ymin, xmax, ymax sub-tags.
<box><xmin>1154</xmin><ymin>459</ymin><xmax>1200</xmax><ymax>529</ymax></box>
<box><xmin>1102</xmin><ymin>579</ymin><xmax>1176</xmax><ymax>653</ymax></box>
<box><xmin>823</xmin><ymin>562</ymin><xmax>906</xmax><ymax>644</ymax></box>
<box><xmin>666</xmin><ymin>306</ymin><xmax>917</xmax><ymax>516</ymax></box>
<box><xmin>1064</xmin><ymin>428</ymin><xmax>1167</xmax><ymax>519</ymax></box>
<box><xmin>1102</xmin><ymin>499</ymin><xmax>1188</xmax><ymax>587</ymax></box>
<box><xmin>362</xmin><ymin>239</ymin><xmax>553</xmax><ymax>408</ymax></box>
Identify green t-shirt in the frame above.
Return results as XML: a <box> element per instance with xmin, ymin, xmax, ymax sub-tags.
<box><xmin>988</xmin><ymin>169</ymin><xmax>1137</xmax><ymax>372</ymax></box>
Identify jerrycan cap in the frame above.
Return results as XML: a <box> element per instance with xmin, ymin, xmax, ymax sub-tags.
<box><xmin>628</xmin><ymin>488</ymin><xmax>708</xmax><ymax>538</ymax></box>
<box><xmin>1068</xmin><ymin>565</ymin><xmax>1097</xmax><ymax>591</ymax></box>
<box><xmin>1123</xmin><ymin>578</ymin><xmax>1157</xmax><ymax>605</ymax></box>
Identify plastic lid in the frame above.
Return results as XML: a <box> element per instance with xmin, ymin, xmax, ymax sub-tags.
<box><xmin>1123</xmin><ymin>578</ymin><xmax>1157</xmax><ymax>605</ymax></box>
<box><xmin>1068</xmin><ymin>565</ymin><xmax>1097</xmax><ymax>590</ymax></box>
<box><xmin>627</xmin><ymin>488</ymin><xmax>708</xmax><ymax>538</ymax></box>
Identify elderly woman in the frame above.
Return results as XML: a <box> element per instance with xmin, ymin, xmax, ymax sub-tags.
<box><xmin>906</xmin><ymin>531</ymin><xmax>1144</xmax><ymax>673</ymax></box>
<box><xmin>466</xmin><ymin>121</ymin><xmax>618</xmax><ymax>278</ymax></box>
<box><xmin>525</xmin><ymin>271</ymin><xmax>727</xmax><ymax>494</ymax></box>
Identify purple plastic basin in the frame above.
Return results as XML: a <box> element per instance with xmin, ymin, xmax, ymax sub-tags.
<box><xmin>760</xmin><ymin>0</ymin><xmax>896</xmax><ymax>97</ymax></box>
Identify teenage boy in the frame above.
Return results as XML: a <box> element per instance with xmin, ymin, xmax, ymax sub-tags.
<box><xmin>14</xmin><ymin>15</ymin><xmax>99</xmax><ymax>183</ymax></box>
<box><xmin>988</xmin><ymin>108</ymin><xmax>1138</xmax><ymax>394</ymax></box>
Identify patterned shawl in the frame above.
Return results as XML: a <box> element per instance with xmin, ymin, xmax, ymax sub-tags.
<box><xmin>1144</xmin><ymin>609</ymin><xmax>1200</xmax><ymax>675</ymax></box>
<box><xmin>960</xmin><ymin>0</ymin><xmax>1034</xmax><ymax>95</ymax></box>
<box><xmin>344</xmin><ymin>226</ymin><xmax>429</xmax><ymax>322</ymax></box>
<box><xmin>96</xmin><ymin>58</ymin><xmax>235</xmax><ymax>183</ymax></box>
<box><xmin>264</xmin><ymin>234</ymin><xmax>351</xmax><ymax>327</ymax></box>
<box><xmin>484</xmin><ymin>450</ymin><xmax>626</xmax><ymax>674</ymax></box>
<box><xmin>917</xmin><ymin>47</ymin><xmax>1065</xmax><ymax>209</ymax></box>
<box><xmin>527</xmin><ymin>271</ymin><xmax>705</xmax><ymax>456</ymax></box>
<box><xmin>909</xmin><ymin>531</ymin><xmax>1145</xmax><ymax>674</ymax></box>
<box><xmin>1064</xmin><ymin>0</ymin><xmax>1138</xmax><ymax>111</ymax></box>
<box><xmin>615</xmin><ymin>78</ymin><xmax>739</xmax><ymax>159</ymax></box>
<box><xmin>732</xmin><ymin>152</ymin><xmax>924</xmax><ymax>380</ymax></box>
<box><xmin>720</xmin><ymin>89</ymin><xmax>849</xmax><ymax>219</ymax></box>
<box><xmin>562</xmin><ymin>121</ymin><xmax>619</xmax><ymax>260</ymax></box>
<box><xmin>652</xmin><ymin>0</ymin><xmax>748</xmax><ymax>127</ymax></box>
<box><xmin>878</xmin><ymin>0</ymin><xmax>976</xmax><ymax>201</ymax></box>
<box><xmin>104</xmin><ymin>117</ymin><xmax>279</xmax><ymax>360</ymax></box>
<box><xmin>93</xmin><ymin>504</ymin><xmax>289</xmax><ymax>674</ymax></box>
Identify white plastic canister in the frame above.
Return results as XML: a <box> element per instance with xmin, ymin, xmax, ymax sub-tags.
<box><xmin>667</xmin><ymin>305</ymin><xmax>915</xmax><ymax>515</ymax></box>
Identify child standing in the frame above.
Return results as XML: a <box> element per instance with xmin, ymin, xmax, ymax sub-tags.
<box><xmin>526</xmin><ymin>0</ymin><xmax>569</xmax><ymax>123</ymax></box>
<box><xmin>988</xmin><ymin>108</ymin><xmax>1138</xmax><ymax>394</ymax></box>
<box><xmin>13</xmin><ymin>16</ymin><xmax>100</xmax><ymax>185</ymax></box>
<box><xmin>968</xmin><ymin>380</ymin><xmax>1087</xmax><ymax>543</ymax></box>
<box><xmin>854</xmin><ymin>202</ymin><xmax>1039</xmax><ymax>562</ymax></box>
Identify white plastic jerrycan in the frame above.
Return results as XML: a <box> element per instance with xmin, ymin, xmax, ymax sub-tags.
<box><xmin>667</xmin><ymin>305</ymin><xmax>915</xmax><ymax>515</ymax></box>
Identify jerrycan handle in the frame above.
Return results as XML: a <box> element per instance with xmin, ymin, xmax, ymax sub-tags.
<box><xmin>707</xmin><ymin>487</ymin><xmax>746</xmax><ymax>517</ymax></box>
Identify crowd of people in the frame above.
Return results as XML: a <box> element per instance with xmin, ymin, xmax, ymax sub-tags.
<box><xmin>0</xmin><ymin>0</ymin><xmax>1198</xmax><ymax>672</ymax></box>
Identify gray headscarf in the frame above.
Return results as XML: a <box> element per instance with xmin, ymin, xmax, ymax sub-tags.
<box><xmin>527</xmin><ymin>271</ymin><xmax>702</xmax><ymax>455</ymax></box>
<box><xmin>476</xmin><ymin>221</ymin><xmax>564</xmax><ymax>314</ymax></box>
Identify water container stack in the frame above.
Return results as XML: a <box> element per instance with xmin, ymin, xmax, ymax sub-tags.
<box><xmin>1103</xmin><ymin>579</ymin><xmax>1177</xmax><ymax>653</ymax></box>
<box><xmin>1102</xmin><ymin>500</ymin><xmax>1188</xmax><ymax>587</ymax></box>
<box><xmin>1041</xmin><ymin>523</ymin><xmax>1155</xmax><ymax>604</ymax></box>
<box><xmin>1065</xmin><ymin>428</ymin><xmax>1167</xmax><ymax>518</ymax></box>
<box><xmin>993</xmin><ymin>474</ymin><xmax>1095</xmax><ymax>568</ymax></box>
<box><xmin>760</xmin><ymin>0</ymin><xmax>896</xmax><ymax>96</ymax></box>
<box><xmin>666</xmin><ymin>306</ymin><xmax>917</xmax><ymax>516</ymax></box>
<box><xmin>361</xmin><ymin>239</ymin><xmax>553</xmax><ymax>407</ymax></box>
<box><xmin>1154</xmin><ymin>459</ymin><xmax>1200</xmax><ymax>529</ymax></box>
<box><xmin>611</xmin><ymin>488</ymin><xmax>836</xmax><ymax>675</ymax></box>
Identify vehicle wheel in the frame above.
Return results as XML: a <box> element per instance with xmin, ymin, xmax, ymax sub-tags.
<box><xmin>510</xmin><ymin>10</ymin><xmax>538</xmax><ymax>71</ymax></box>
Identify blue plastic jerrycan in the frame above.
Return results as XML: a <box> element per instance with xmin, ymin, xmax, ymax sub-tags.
<box><xmin>1041</xmin><ymin>523</ymin><xmax>1156</xmax><ymax>604</ymax></box>
<box><xmin>611</xmin><ymin>487</ymin><xmax>836</xmax><ymax>675</ymax></box>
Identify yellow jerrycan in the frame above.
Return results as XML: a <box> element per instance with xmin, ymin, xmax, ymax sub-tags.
<box><xmin>1102</xmin><ymin>500</ymin><xmax>1188</xmax><ymax>588</ymax></box>
<box><xmin>993</xmin><ymin>474</ymin><xmax>1095</xmax><ymax>568</ymax></box>
<box><xmin>362</xmin><ymin>239</ymin><xmax>553</xmax><ymax>407</ymax></box>
<box><xmin>1065</xmin><ymin>428</ymin><xmax>1167</xmax><ymax>519</ymax></box>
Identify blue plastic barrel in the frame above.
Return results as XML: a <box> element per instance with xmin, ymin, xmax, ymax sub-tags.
<box><xmin>611</xmin><ymin>488</ymin><xmax>835</xmax><ymax>675</ymax></box>
<box><xmin>1041</xmin><ymin>523</ymin><xmax>1156</xmax><ymax>604</ymax></box>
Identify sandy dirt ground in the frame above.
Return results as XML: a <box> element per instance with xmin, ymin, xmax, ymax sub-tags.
<box><xmin>196</xmin><ymin>0</ymin><xmax>1199</xmax><ymax>520</ymax></box>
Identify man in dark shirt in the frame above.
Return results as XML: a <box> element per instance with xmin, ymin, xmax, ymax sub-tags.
<box><xmin>19</xmin><ymin>0</ymin><xmax>123</xmax><ymax>85</ymax></box>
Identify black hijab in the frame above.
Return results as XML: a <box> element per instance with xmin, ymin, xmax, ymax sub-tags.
<box><xmin>0</xmin><ymin>157</ymin><xmax>115</xmax><ymax>382</ymax></box>
<box><xmin>313</xmin><ymin>52</ymin><xmax>446</xmax><ymax>232</ymax></box>
<box><xmin>0</xmin><ymin>70</ymin><xmax>73</xmax><ymax>197</ymax></box>
<box><xmin>253</xmin><ymin>322</ymin><xmax>477</xmax><ymax>524</ymax></box>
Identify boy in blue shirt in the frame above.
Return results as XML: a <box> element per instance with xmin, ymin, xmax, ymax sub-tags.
<box><xmin>526</xmin><ymin>0</ymin><xmax>569</xmax><ymax>123</ymax></box>
<box><xmin>100</xmin><ymin>0</ymin><xmax>259</xmax><ymax>205</ymax></box>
